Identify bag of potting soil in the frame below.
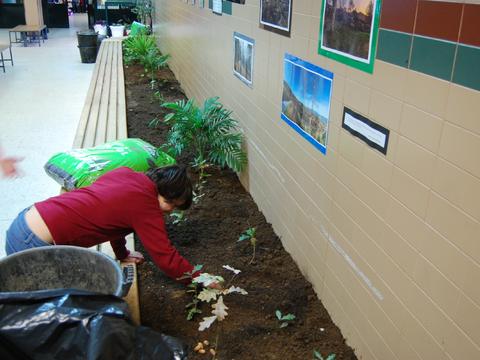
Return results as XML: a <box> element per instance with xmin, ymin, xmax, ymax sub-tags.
<box><xmin>44</xmin><ymin>138</ymin><xmax>175</xmax><ymax>191</ymax></box>
<box><xmin>129</xmin><ymin>21</ymin><xmax>147</xmax><ymax>36</ymax></box>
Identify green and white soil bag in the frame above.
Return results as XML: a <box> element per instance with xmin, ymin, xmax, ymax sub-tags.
<box><xmin>44</xmin><ymin>138</ymin><xmax>175</xmax><ymax>191</ymax></box>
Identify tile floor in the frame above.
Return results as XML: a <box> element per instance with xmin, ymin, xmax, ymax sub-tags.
<box><xmin>0</xmin><ymin>14</ymin><xmax>94</xmax><ymax>257</ymax></box>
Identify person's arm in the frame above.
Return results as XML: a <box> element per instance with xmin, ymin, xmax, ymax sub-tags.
<box><xmin>110</xmin><ymin>238</ymin><xmax>145</xmax><ymax>264</ymax></box>
<box><xmin>110</xmin><ymin>237</ymin><xmax>129</xmax><ymax>260</ymax></box>
<box><xmin>133</xmin><ymin>213</ymin><xmax>195</xmax><ymax>282</ymax></box>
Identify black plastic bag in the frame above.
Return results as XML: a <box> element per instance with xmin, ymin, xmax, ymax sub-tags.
<box><xmin>0</xmin><ymin>289</ymin><xmax>187</xmax><ymax>360</ymax></box>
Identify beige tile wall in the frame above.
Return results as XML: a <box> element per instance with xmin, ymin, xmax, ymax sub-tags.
<box><xmin>154</xmin><ymin>1</ymin><xmax>480</xmax><ymax>358</ymax></box>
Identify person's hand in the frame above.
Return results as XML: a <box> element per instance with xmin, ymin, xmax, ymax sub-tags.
<box><xmin>123</xmin><ymin>250</ymin><xmax>145</xmax><ymax>264</ymax></box>
<box><xmin>0</xmin><ymin>156</ymin><xmax>23</xmax><ymax>178</ymax></box>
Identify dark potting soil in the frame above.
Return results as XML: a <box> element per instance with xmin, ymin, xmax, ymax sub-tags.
<box><xmin>125</xmin><ymin>63</ymin><xmax>358</xmax><ymax>360</ymax></box>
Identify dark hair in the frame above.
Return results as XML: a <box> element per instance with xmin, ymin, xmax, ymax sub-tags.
<box><xmin>146</xmin><ymin>165</ymin><xmax>193</xmax><ymax>210</ymax></box>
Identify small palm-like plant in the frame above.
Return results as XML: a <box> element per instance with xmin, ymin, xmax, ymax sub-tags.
<box><xmin>140</xmin><ymin>49</ymin><xmax>170</xmax><ymax>89</ymax></box>
<box><xmin>123</xmin><ymin>33</ymin><xmax>157</xmax><ymax>65</ymax></box>
<box><xmin>161</xmin><ymin>96</ymin><xmax>247</xmax><ymax>175</ymax></box>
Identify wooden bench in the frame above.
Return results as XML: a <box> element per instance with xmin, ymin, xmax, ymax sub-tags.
<box><xmin>0</xmin><ymin>44</ymin><xmax>13</xmax><ymax>73</ymax></box>
<box><xmin>72</xmin><ymin>38</ymin><xmax>140</xmax><ymax>324</ymax></box>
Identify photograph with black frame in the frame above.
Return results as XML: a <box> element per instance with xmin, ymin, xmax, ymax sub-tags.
<box><xmin>233</xmin><ymin>32</ymin><xmax>255</xmax><ymax>87</ymax></box>
<box><xmin>260</xmin><ymin>0</ymin><xmax>292</xmax><ymax>36</ymax></box>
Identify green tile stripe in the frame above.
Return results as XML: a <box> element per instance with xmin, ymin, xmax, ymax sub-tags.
<box><xmin>376</xmin><ymin>29</ymin><xmax>412</xmax><ymax>68</ymax></box>
<box><xmin>376</xmin><ymin>28</ymin><xmax>480</xmax><ymax>92</ymax></box>
<box><xmin>208</xmin><ymin>0</ymin><xmax>232</xmax><ymax>15</ymax></box>
<box><xmin>410</xmin><ymin>35</ymin><xmax>456</xmax><ymax>81</ymax></box>
<box><xmin>453</xmin><ymin>44</ymin><xmax>480</xmax><ymax>91</ymax></box>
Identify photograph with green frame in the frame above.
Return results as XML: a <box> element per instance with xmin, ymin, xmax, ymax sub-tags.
<box><xmin>318</xmin><ymin>0</ymin><xmax>382</xmax><ymax>73</ymax></box>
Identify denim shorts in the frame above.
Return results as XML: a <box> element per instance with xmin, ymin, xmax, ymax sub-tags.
<box><xmin>5</xmin><ymin>207</ymin><xmax>52</xmax><ymax>255</ymax></box>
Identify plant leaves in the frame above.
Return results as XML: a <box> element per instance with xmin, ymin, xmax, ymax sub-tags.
<box><xmin>282</xmin><ymin>313</ymin><xmax>296</xmax><ymax>321</ymax></box>
<box><xmin>313</xmin><ymin>350</ymin><xmax>323</xmax><ymax>360</ymax></box>
<box><xmin>238</xmin><ymin>234</ymin><xmax>250</xmax><ymax>242</ymax></box>
<box><xmin>198</xmin><ymin>288</ymin><xmax>220</xmax><ymax>303</ymax></box>
<box><xmin>193</xmin><ymin>264</ymin><xmax>204</xmax><ymax>273</ymax></box>
<box><xmin>326</xmin><ymin>354</ymin><xmax>336</xmax><ymax>360</ymax></box>
<box><xmin>192</xmin><ymin>273</ymin><xmax>224</xmax><ymax>287</ymax></box>
<box><xmin>275</xmin><ymin>310</ymin><xmax>282</xmax><ymax>320</ymax></box>
<box><xmin>222</xmin><ymin>265</ymin><xmax>241</xmax><ymax>274</ymax></box>
<box><xmin>223</xmin><ymin>286</ymin><xmax>248</xmax><ymax>295</ymax></box>
<box><xmin>186</xmin><ymin>308</ymin><xmax>201</xmax><ymax>321</ymax></box>
<box><xmin>211</xmin><ymin>296</ymin><xmax>228</xmax><ymax>320</ymax></box>
<box><xmin>198</xmin><ymin>315</ymin><xmax>217</xmax><ymax>331</ymax></box>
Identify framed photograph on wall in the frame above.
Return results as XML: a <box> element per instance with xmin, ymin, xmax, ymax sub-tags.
<box><xmin>318</xmin><ymin>0</ymin><xmax>382</xmax><ymax>73</ymax></box>
<box><xmin>233</xmin><ymin>32</ymin><xmax>255</xmax><ymax>87</ymax></box>
<box><xmin>281</xmin><ymin>53</ymin><xmax>334</xmax><ymax>155</ymax></box>
<box><xmin>260</xmin><ymin>0</ymin><xmax>292</xmax><ymax>35</ymax></box>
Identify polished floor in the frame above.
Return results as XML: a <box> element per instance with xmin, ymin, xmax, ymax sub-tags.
<box><xmin>0</xmin><ymin>14</ymin><xmax>94</xmax><ymax>257</ymax></box>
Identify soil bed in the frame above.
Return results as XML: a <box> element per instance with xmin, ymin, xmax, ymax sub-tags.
<box><xmin>125</xmin><ymin>63</ymin><xmax>357</xmax><ymax>360</ymax></box>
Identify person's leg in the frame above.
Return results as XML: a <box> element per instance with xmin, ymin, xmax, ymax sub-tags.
<box><xmin>5</xmin><ymin>207</ymin><xmax>52</xmax><ymax>255</ymax></box>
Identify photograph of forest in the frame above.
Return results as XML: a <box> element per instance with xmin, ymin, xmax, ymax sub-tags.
<box><xmin>260</xmin><ymin>0</ymin><xmax>292</xmax><ymax>33</ymax></box>
<box><xmin>281</xmin><ymin>54</ymin><xmax>333</xmax><ymax>155</ymax></box>
<box><xmin>319</xmin><ymin>0</ymin><xmax>380</xmax><ymax>72</ymax></box>
<box><xmin>233</xmin><ymin>32</ymin><xmax>254</xmax><ymax>86</ymax></box>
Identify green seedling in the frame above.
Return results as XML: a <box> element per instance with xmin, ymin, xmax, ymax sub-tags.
<box><xmin>313</xmin><ymin>350</ymin><xmax>336</xmax><ymax>360</ymax></box>
<box><xmin>275</xmin><ymin>310</ymin><xmax>295</xmax><ymax>328</ymax></box>
<box><xmin>238</xmin><ymin>227</ymin><xmax>257</xmax><ymax>264</ymax></box>
<box><xmin>178</xmin><ymin>265</ymin><xmax>204</xmax><ymax>321</ymax></box>
<box><xmin>185</xmin><ymin>283</ymin><xmax>202</xmax><ymax>320</ymax></box>
<box><xmin>140</xmin><ymin>50</ymin><xmax>170</xmax><ymax>89</ymax></box>
<box><xmin>170</xmin><ymin>210</ymin><xmax>187</xmax><ymax>225</ymax></box>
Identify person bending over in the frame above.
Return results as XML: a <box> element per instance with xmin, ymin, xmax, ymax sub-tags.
<box><xmin>5</xmin><ymin>165</ymin><xmax>198</xmax><ymax>282</ymax></box>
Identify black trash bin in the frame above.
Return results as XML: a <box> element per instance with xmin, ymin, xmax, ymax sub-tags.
<box><xmin>77</xmin><ymin>30</ymin><xmax>98</xmax><ymax>63</ymax></box>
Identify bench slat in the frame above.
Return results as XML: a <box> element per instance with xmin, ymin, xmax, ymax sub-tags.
<box><xmin>117</xmin><ymin>41</ymin><xmax>127</xmax><ymax>140</ymax></box>
<box><xmin>106</xmin><ymin>42</ymin><xmax>118</xmax><ymax>143</ymax></box>
<box><xmin>73</xmin><ymin>42</ymin><xmax>105</xmax><ymax>148</ymax></box>
<box><xmin>84</xmin><ymin>42</ymin><xmax>111</xmax><ymax>148</ymax></box>
<box><xmin>72</xmin><ymin>38</ymin><xmax>139</xmax><ymax>325</ymax></box>
<box><xmin>95</xmin><ymin>42</ymin><xmax>113</xmax><ymax>146</ymax></box>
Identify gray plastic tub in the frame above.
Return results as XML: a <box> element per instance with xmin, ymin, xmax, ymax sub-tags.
<box><xmin>0</xmin><ymin>246</ymin><xmax>132</xmax><ymax>297</ymax></box>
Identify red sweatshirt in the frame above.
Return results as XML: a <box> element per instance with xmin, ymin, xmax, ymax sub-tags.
<box><xmin>35</xmin><ymin>167</ymin><xmax>194</xmax><ymax>281</ymax></box>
